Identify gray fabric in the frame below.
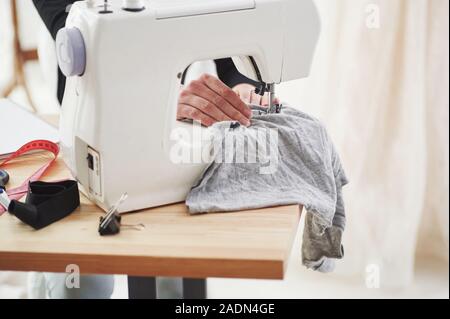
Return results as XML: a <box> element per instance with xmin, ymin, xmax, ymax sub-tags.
<box><xmin>186</xmin><ymin>105</ymin><xmax>348</xmax><ymax>272</ymax></box>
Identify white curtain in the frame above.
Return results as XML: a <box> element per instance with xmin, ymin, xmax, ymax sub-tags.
<box><xmin>279</xmin><ymin>0</ymin><xmax>449</xmax><ymax>286</ymax></box>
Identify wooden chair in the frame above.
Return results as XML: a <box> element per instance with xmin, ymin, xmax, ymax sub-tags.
<box><xmin>1</xmin><ymin>0</ymin><xmax>38</xmax><ymax>112</ymax></box>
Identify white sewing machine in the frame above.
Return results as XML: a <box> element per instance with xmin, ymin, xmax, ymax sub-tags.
<box><xmin>56</xmin><ymin>0</ymin><xmax>320</xmax><ymax>212</ymax></box>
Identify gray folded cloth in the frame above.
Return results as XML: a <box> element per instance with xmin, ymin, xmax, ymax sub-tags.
<box><xmin>186</xmin><ymin>105</ymin><xmax>348</xmax><ymax>272</ymax></box>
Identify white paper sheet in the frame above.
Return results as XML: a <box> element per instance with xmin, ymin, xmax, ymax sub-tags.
<box><xmin>0</xmin><ymin>99</ymin><xmax>59</xmax><ymax>158</ymax></box>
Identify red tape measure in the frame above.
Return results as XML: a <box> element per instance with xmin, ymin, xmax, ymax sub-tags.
<box><xmin>0</xmin><ymin>140</ymin><xmax>59</xmax><ymax>215</ymax></box>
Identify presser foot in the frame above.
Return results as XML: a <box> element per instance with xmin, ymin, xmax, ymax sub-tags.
<box><xmin>249</xmin><ymin>103</ymin><xmax>283</xmax><ymax>115</ymax></box>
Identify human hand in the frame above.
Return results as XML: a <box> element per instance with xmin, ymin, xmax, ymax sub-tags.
<box><xmin>232</xmin><ymin>83</ymin><xmax>280</xmax><ymax>107</ymax></box>
<box><xmin>177</xmin><ymin>74</ymin><xmax>252</xmax><ymax>127</ymax></box>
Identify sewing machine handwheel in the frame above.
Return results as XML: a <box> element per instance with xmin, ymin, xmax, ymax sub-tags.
<box><xmin>56</xmin><ymin>27</ymin><xmax>86</xmax><ymax>77</ymax></box>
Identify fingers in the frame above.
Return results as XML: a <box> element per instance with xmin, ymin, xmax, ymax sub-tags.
<box><xmin>185</xmin><ymin>76</ymin><xmax>251</xmax><ymax>126</ymax></box>
<box><xmin>179</xmin><ymin>90</ymin><xmax>232</xmax><ymax>122</ymax></box>
<box><xmin>261</xmin><ymin>94</ymin><xmax>268</xmax><ymax>106</ymax></box>
<box><xmin>261</xmin><ymin>95</ymin><xmax>280</xmax><ymax>107</ymax></box>
<box><xmin>233</xmin><ymin>83</ymin><xmax>253</xmax><ymax>104</ymax></box>
<box><xmin>177</xmin><ymin>73</ymin><xmax>284</xmax><ymax>127</ymax></box>
<box><xmin>233</xmin><ymin>83</ymin><xmax>279</xmax><ymax>107</ymax></box>
<box><xmin>199</xmin><ymin>74</ymin><xmax>252</xmax><ymax>121</ymax></box>
<box><xmin>250</xmin><ymin>92</ymin><xmax>262</xmax><ymax>105</ymax></box>
<box><xmin>177</xmin><ymin>103</ymin><xmax>216</xmax><ymax>127</ymax></box>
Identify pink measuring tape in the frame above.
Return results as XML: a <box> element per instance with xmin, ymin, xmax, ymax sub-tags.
<box><xmin>0</xmin><ymin>140</ymin><xmax>59</xmax><ymax>215</ymax></box>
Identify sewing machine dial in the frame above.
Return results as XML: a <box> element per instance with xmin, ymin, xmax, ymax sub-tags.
<box><xmin>56</xmin><ymin>27</ymin><xmax>86</xmax><ymax>77</ymax></box>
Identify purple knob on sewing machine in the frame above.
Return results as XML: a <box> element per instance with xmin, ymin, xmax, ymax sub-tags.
<box><xmin>56</xmin><ymin>27</ymin><xmax>86</xmax><ymax>77</ymax></box>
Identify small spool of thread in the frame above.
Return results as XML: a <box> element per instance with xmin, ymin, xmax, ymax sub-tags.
<box><xmin>122</xmin><ymin>0</ymin><xmax>145</xmax><ymax>12</ymax></box>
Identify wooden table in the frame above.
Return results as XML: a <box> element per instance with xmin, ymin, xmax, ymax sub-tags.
<box><xmin>0</xmin><ymin>150</ymin><xmax>302</xmax><ymax>298</ymax></box>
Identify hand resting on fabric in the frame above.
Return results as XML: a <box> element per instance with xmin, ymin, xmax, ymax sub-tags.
<box><xmin>177</xmin><ymin>74</ymin><xmax>278</xmax><ymax>127</ymax></box>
